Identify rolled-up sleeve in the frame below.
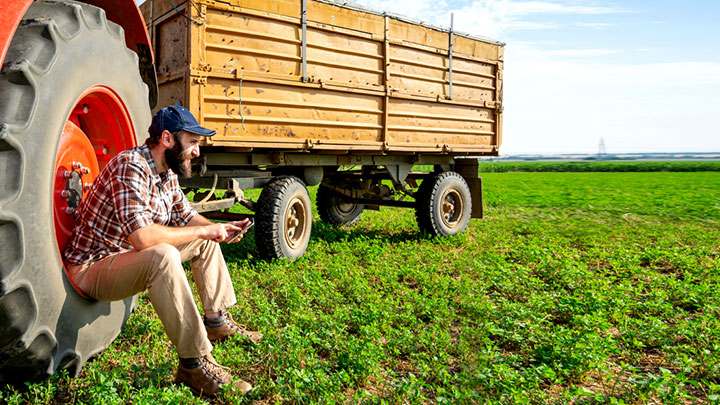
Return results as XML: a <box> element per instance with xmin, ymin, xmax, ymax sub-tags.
<box><xmin>111</xmin><ymin>161</ymin><xmax>155</xmax><ymax>237</ymax></box>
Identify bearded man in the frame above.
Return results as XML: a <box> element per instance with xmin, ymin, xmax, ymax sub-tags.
<box><xmin>63</xmin><ymin>105</ymin><xmax>259</xmax><ymax>398</ymax></box>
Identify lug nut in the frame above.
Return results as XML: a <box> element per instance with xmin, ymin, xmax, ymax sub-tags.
<box><xmin>84</xmin><ymin>183</ymin><xmax>93</xmax><ymax>191</ymax></box>
<box><xmin>80</xmin><ymin>167</ymin><xmax>90</xmax><ymax>175</ymax></box>
<box><xmin>63</xmin><ymin>171</ymin><xmax>73</xmax><ymax>179</ymax></box>
<box><xmin>72</xmin><ymin>161</ymin><xmax>83</xmax><ymax>170</ymax></box>
<box><xmin>65</xmin><ymin>207</ymin><xmax>76</xmax><ymax>215</ymax></box>
<box><xmin>61</xmin><ymin>190</ymin><xmax>71</xmax><ymax>198</ymax></box>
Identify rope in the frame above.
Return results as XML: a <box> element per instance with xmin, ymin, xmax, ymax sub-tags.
<box><xmin>198</xmin><ymin>174</ymin><xmax>218</xmax><ymax>204</ymax></box>
<box><xmin>167</xmin><ymin>0</ymin><xmax>204</xmax><ymax>25</ymax></box>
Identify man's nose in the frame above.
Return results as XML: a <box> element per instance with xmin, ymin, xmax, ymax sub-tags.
<box><xmin>190</xmin><ymin>145</ymin><xmax>200</xmax><ymax>158</ymax></box>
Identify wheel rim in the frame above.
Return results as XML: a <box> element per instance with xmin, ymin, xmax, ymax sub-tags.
<box><xmin>336</xmin><ymin>198</ymin><xmax>358</xmax><ymax>215</ymax></box>
<box><xmin>284</xmin><ymin>196</ymin><xmax>308</xmax><ymax>250</ymax></box>
<box><xmin>440</xmin><ymin>188</ymin><xmax>464</xmax><ymax>228</ymax></box>
<box><xmin>53</xmin><ymin>86</ymin><xmax>137</xmax><ymax>252</ymax></box>
<box><xmin>334</xmin><ymin>184</ymin><xmax>360</xmax><ymax>216</ymax></box>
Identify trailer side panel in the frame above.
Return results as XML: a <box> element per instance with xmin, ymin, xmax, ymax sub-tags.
<box><xmin>141</xmin><ymin>0</ymin><xmax>503</xmax><ymax>155</ymax></box>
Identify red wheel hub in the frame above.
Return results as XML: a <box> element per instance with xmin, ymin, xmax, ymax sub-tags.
<box><xmin>53</xmin><ymin>86</ymin><xmax>137</xmax><ymax>252</ymax></box>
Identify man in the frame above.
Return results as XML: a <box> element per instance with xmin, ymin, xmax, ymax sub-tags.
<box><xmin>64</xmin><ymin>105</ymin><xmax>260</xmax><ymax>398</ymax></box>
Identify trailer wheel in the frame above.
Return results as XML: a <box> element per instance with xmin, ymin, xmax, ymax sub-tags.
<box><xmin>415</xmin><ymin>171</ymin><xmax>472</xmax><ymax>236</ymax></box>
<box><xmin>316</xmin><ymin>183</ymin><xmax>364</xmax><ymax>226</ymax></box>
<box><xmin>0</xmin><ymin>1</ymin><xmax>150</xmax><ymax>382</ymax></box>
<box><xmin>256</xmin><ymin>176</ymin><xmax>312</xmax><ymax>260</ymax></box>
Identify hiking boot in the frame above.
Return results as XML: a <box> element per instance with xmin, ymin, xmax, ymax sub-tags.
<box><xmin>204</xmin><ymin>310</ymin><xmax>263</xmax><ymax>344</ymax></box>
<box><xmin>175</xmin><ymin>353</ymin><xmax>252</xmax><ymax>398</ymax></box>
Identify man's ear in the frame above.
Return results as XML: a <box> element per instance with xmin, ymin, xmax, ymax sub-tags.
<box><xmin>160</xmin><ymin>130</ymin><xmax>174</xmax><ymax>148</ymax></box>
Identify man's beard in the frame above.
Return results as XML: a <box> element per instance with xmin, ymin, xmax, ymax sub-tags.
<box><xmin>165</xmin><ymin>134</ymin><xmax>193</xmax><ymax>178</ymax></box>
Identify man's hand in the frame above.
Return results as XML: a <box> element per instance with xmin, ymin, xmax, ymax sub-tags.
<box><xmin>188</xmin><ymin>214</ymin><xmax>248</xmax><ymax>243</ymax></box>
<box><xmin>224</xmin><ymin>219</ymin><xmax>253</xmax><ymax>243</ymax></box>
<box><xmin>200</xmin><ymin>222</ymin><xmax>244</xmax><ymax>243</ymax></box>
<box><xmin>127</xmin><ymin>215</ymin><xmax>253</xmax><ymax>250</ymax></box>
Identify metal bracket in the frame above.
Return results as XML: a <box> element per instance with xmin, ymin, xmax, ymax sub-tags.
<box><xmin>301</xmin><ymin>0</ymin><xmax>308</xmax><ymax>83</ymax></box>
<box><xmin>271</xmin><ymin>152</ymin><xmax>285</xmax><ymax>164</ymax></box>
<box><xmin>238</xmin><ymin>77</ymin><xmax>247</xmax><ymax>131</ymax></box>
<box><xmin>323</xmin><ymin>184</ymin><xmax>415</xmax><ymax>209</ymax></box>
<box><xmin>191</xmin><ymin>198</ymin><xmax>236</xmax><ymax>213</ymax></box>
<box><xmin>185</xmin><ymin>176</ymin><xmax>253</xmax><ymax>213</ymax></box>
<box><xmin>384</xmin><ymin>165</ymin><xmax>412</xmax><ymax>188</ymax></box>
<box><xmin>448</xmin><ymin>13</ymin><xmax>454</xmax><ymax>100</ymax></box>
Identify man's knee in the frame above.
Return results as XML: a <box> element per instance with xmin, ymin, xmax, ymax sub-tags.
<box><xmin>199</xmin><ymin>239</ymin><xmax>219</xmax><ymax>252</ymax></box>
<box><xmin>188</xmin><ymin>239</ymin><xmax>222</xmax><ymax>261</ymax></box>
<box><xmin>148</xmin><ymin>243</ymin><xmax>183</xmax><ymax>269</ymax></box>
<box><xmin>143</xmin><ymin>243</ymin><xmax>189</xmax><ymax>287</ymax></box>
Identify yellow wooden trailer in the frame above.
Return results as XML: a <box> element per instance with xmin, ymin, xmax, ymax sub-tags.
<box><xmin>141</xmin><ymin>0</ymin><xmax>505</xmax><ymax>260</ymax></box>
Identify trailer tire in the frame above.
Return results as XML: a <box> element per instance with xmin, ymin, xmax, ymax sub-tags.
<box><xmin>415</xmin><ymin>171</ymin><xmax>472</xmax><ymax>237</ymax></box>
<box><xmin>316</xmin><ymin>183</ymin><xmax>364</xmax><ymax>227</ymax></box>
<box><xmin>0</xmin><ymin>1</ymin><xmax>149</xmax><ymax>383</ymax></box>
<box><xmin>255</xmin><ymin>176</ymin><xmax>312</xmax><ymax>260</ymax></box>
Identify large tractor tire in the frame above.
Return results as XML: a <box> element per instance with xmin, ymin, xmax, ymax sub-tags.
<box><xmin>415</xmin><ymin>171</ymin><xmax>472</xmax><ymax>237</ymax></box>
<box><xmin>316</xmin><ymin>183</ymin><xmax>364</xmax><ymax>227</ymax></box>
<box><xmin>255</xmin><ymin>176</ymin><xmax>312</xmax><ymax>260</ymax></box>
<box><xmin>0</xmin><ymin>1</ymin><xmax>151</xmax><ymax>382</ymax></box>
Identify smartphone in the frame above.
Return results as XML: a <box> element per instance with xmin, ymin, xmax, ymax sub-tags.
<box><xmin>227</xmin><ymin>218</ymin><xmax>254</xmax><ymax>243</ymax></box>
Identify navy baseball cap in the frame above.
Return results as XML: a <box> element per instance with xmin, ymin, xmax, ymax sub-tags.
<box><xmin>149</xmin><ymin>105</ymin><xmax>216</xmax><ymax>138</ymax></box>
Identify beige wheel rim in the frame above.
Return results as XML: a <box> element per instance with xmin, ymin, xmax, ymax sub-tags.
<box><xmin>440</xmin><ymin>188</ymin><xmax>464</xmax><ymax>228</ymax></box>
<box><xmin>284</xmin><ymin>196</ymin><xmax>309</xmax><ymax>250</ymax></box>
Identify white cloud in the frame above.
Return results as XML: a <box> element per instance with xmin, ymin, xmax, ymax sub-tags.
<box><xmin>543</xmin><ymin>48</ymin><xmax>621</xmax><ymax>56</ymax></box>
<box><xmin>502</xmin><ymin>50</ymin><xmax>720</xmax><ymax>153</ymax></box>
<box><xmin>505</xmin><ymin>1</ymin><xmax>628</xmax><ymax>16</ymax></box>
<box><xmin>351</xmin><ymin>0</ymin><xmax>626</xmax><ymax>39</ymax></box>
<box><xmin>574</xmin><ymin>22</ymin><xmax>615</xmax><ymax>29</ymax></box>
<box><xmin>350</xmin><ymin>0</ymin><xmax>448</xmax><ymax>22</ymax></box>
<box><xmin>512</xmin><ymin>42</ymin><xmax>620</xmax><ymax>57</ymax></box>
<box><xmin>501</xmin><ymin>20</ymin><xmax>562</xmax><ymax>31</ymax></box>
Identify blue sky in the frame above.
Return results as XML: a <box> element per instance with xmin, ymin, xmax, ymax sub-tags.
<box><xmin>354</xmin><ymin>0</ymin><xmax>720</xmax><ymax>154</ymax></box>
<box><xmin>138</xmin><ymin>0</ymin><xmax>720</xmax><ymax>154</ymax></box>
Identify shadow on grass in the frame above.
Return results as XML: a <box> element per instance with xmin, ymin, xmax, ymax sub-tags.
<box><xmin>221</xmin><ymin>220</ymin><xmax>429</xmax><ymax>264</ymax></box>
<box><xmin>311</xmin><ymin>221</ymin><xmax>426</xmax><ymax>244</ymax></box>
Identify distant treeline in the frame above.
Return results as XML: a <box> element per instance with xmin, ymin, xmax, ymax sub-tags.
<box><xmin>478</xmin><ymin>161</ymin><xmax>720</xmax><ymax>172</ymax></box>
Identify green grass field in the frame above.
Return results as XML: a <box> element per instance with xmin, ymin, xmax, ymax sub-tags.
<box><xmin>2</xmin><ymin>167</ymin><xmax>719</xmax><ymax>404</ymax></box>
<box><xmin>477</xmin><ymin>160</ymin><xmax>720</xmax><ymax>173</ymax></box>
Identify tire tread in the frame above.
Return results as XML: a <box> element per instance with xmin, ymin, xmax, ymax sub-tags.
<box><xmin>0</xmin><ymin>0</ymin><xmax>147</xmax><ymax>383</ymax></box>
<box><xmin>316</xmin><ymin>184</ymin><xmax>364</xmax><ymax>227</ymax></box>
<box><xmin>255</xmin><ymin>176</ymin><xmax>310</xmax><ymax>260</ymax></box>
<box><xmin>414</xmin><ymin>171</ymin><xmax>471</xmax><ymax>236</ymax></box>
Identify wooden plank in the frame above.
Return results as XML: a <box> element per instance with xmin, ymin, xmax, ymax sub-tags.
<box><xmin>389</xmin><ymin>111</ymin><xmax>495</xmax><ymax>124</ymax></box>
<box><xmin>309</xmin><ymin>42</ymin><xmax>384</xmax><ymax>60</ymax></box>
<box><xmin>205</xmin><ymin>24</ymin><xmax>301</xmax><ymax>45</ymax></box>
<box><xmin>205</xmin><ymin>43</ymin><xmax>302</xmax><ymax>61</ymax></box>
<box><xmin>387</xmin><ymin>126</ymin><xmax>494</xmax><ymax>135</ymax></box>
<box><xmin>204</xmin><ymin>95</ymin><xmax>383</xmax><ymax>114</ymax></box>
<box><xmin>204</xmin><ymin>114</ymin><xmax>383</xmax><ymax>129</ymax></box>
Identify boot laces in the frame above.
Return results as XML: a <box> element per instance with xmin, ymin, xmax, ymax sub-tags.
<box><xmin>200</xmin><ymin>354</ymin><xmax>230</xmax><ymax>384</ymax></box>
<box><xmin>221</xmin><ymin>310</ymin><xmax>249</xmax><ymax>332</ymax></box>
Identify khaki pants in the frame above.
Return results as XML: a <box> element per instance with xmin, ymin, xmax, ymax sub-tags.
<box><xmin>67</xmin><ymin>239</ymin><xmax>236</xmax><ymax>358</ymax></box>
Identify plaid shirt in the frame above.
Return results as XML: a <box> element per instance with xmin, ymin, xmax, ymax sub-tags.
<box><xmin>64</xmin><ymin>143</ymin><xmax>197</xmax><ymax>265</ymax></box>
